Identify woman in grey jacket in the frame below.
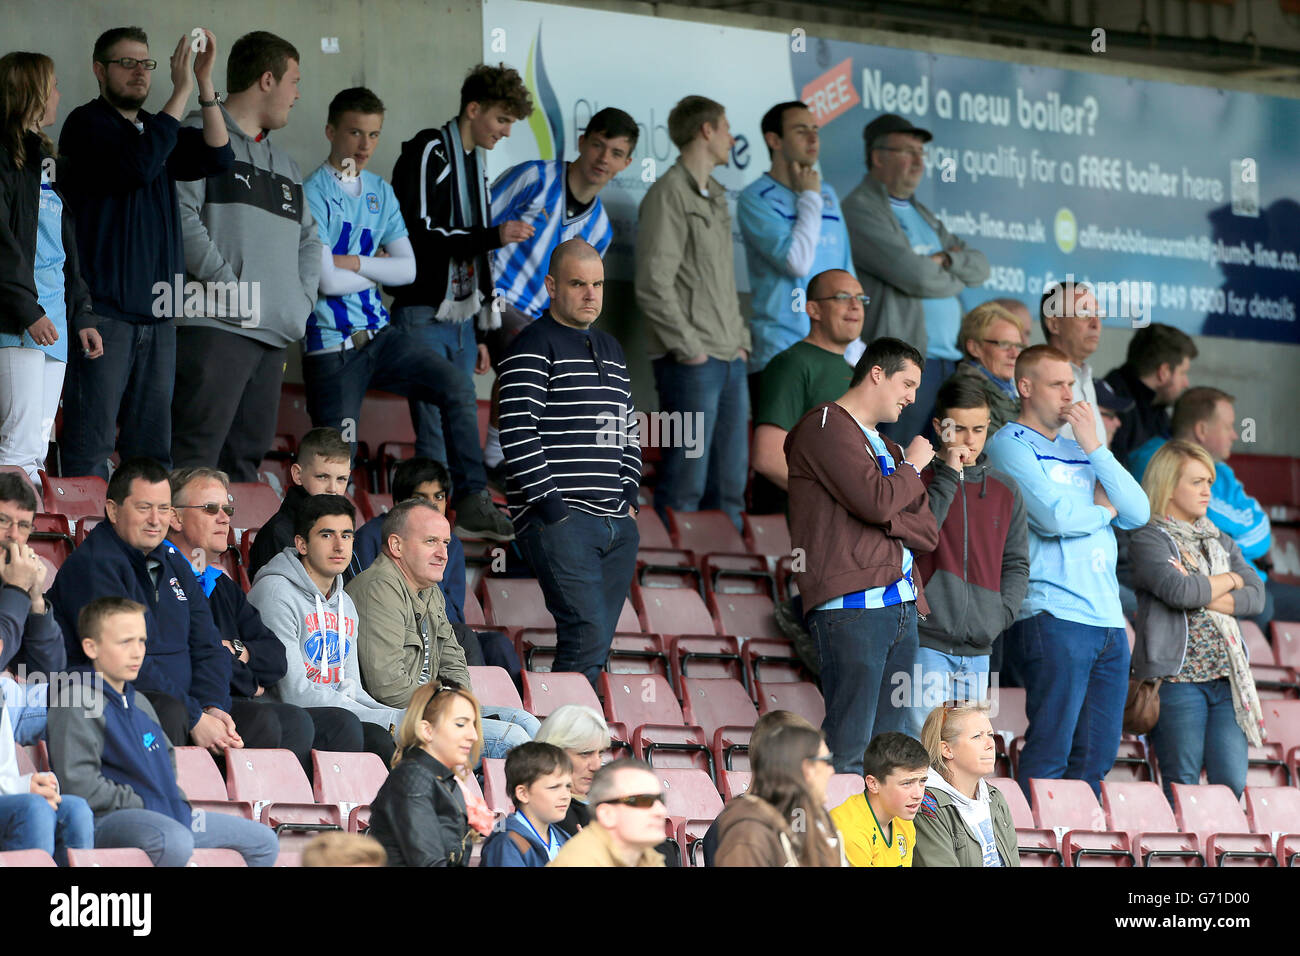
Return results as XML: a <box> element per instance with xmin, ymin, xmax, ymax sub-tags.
<box><xmin>1130</xmin><ymin>440</ymin><xmax>1265</xmax><ymax>802</ymax></box>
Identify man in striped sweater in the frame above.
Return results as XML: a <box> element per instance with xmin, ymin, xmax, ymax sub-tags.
<box><xmin>498</xmin><ymin>239</ymin><xmax>641</xmax><ymax>686</ymax></box>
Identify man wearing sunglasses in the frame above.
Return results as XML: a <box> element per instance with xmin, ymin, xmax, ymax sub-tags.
<box><xmin>58</xmin><ymin>27</ymin><xmax>233</xmax><ymax>479</ymax></box>
<box><xmin>842</xmin><ymin>113</ymin><xmax>989</xmax><ymax>444</ymax></box>
<box><xmin>548</xmin><ymin>759</ymin><xmax>667</xmax><ymax>867</ymax></box>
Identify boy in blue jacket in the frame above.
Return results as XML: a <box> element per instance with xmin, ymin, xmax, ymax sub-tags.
<box><xmin>46</xmin><ymin>597</ymin><xmax>279</xmax><ymax>866</ymax></box>
<box><xmin>480</xmin><ymin>742</ymin><xmax>572</xmax><ymax>867</ymax></box>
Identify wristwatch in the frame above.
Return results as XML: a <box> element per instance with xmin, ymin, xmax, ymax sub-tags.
<box><xmin>198</xmin><ymin>92</ymin><xmax>224</xmax><ymax>108</ymax></box>
<box><xmin>230</xmin><ymin>638</ymin><xmax>246</xmax><ymax>656</ymax></box>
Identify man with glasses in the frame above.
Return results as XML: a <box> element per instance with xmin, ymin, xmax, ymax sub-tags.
<box><xmin>1040</xmin><ymin>279</ymin><xmax>1107</xmax><ymax>446</ymax></box>
<box><xmin>842</xmin><ymin>113</ymin><xmax>988</xmax><ymax>443</ymax></box>
<box><xmin>47</xmin><ymin>459</ymin><xmax>259</xmax><ymax>752</ymax></box>
<box><xmin>167</xmin><ymin>466</ymin><xmax>366</xmax><ymax>779</ymax></box>
<box><xmin>548</xmin><ymin>758</ymin><xmax>667</xmax><ymax>867</ymax></box>
<box><xmin>58</xmin><ymin>27</ymin><xmax>233</xmax><ymax>479</ymax></box>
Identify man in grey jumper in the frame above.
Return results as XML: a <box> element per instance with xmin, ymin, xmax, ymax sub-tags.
<box><xmin>171</xmin><ymin>31</ymin><xmax>320</xmax><ymax>481</ymax></box>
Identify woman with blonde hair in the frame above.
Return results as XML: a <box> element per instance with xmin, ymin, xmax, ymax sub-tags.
<box><xmin>913</xmin><ymin>701</ymin><xmax>1018</xmax><ymax>867</ymax></box>
<box><xmin>1130</xmin><ymin>440</ymin><xmax>1264</xmax><ymax>801</ymax></box>
<box><xmin>942</xmin><ymin>301</ymin><xmax>1023</xmax><ymax>434</ymax></box>
<box><xmin>0</xmin><ymin>52</ymin><xmax>102</xmax><ymax>483</ymax></box>
<box><xmin>367</xmin><ymin>682</ymin><xmax>484</xmax><ymax>866</ymax></box>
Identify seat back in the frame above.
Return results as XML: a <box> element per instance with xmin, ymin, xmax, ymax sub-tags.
<box><xmin>521</xmin><ymin>671</ymin><xmax>601</xmax><ymax>719</ymax></box>
<box><xmin>469</xmin><ymin>665</ymin><xmax>524</xmax><ymax>711</ymax></box>
<box><xmin>988</xmin><ymin>778</ymin><xmax>1035</xmax><ymax>829</ymax></box>
<box><xmin>38</xmin><ymin>472</ymin><xmax>107</xmax><ymax>525</ymax></box>
<box><xmin>482</xmin><ymin>578</ymin><xmax>554</xmax><ymax>631</ymax></box>
<box><xmin>1273</xmin><ymin>620</ymin><xmax>1300</xmax><ymax>670</ymax></box>
<box><xmin>666</xmin><ymin>509</ymin><xmax>746</xmax><ymax>555</ymax></box>
<box><xmin>1029</xmin><ymin>778</ymin><xmax>1108</xmax><ymax>830</ymax></box>
<box><xmin>600</xmin><ymin>673</ymin><xmax>683</xmax><ymax>729</ymax></box>
<box><xmin>680</xmin><ymin>677</ymin><xmax>758</xmax><ymax>739</ymax></box>
<box><xmin>463</xmin><ymin>588</ymin><xmax>486</xmax><ymax>627</ymax></box>
<box><xmin>657</xmin><ymin>768</ymin><xmax>723</xmax><ymax>821</ymax></box>
<box><xmin>187</xmin><ymin>849</ymin><xmax>248</xmax><ymax>867</ymax></box>
<box><xmin>742</xmin><ymin>513</ymin><xmax>792</xmax><ymax>560</ymax></box>
<box><xmin>1170</xmin><ymin>783</ymin><xmax>1251</xmax><ymax>838</ymax></box>
<box><xmin>0</xmin><ymin>850</ymin><xmax>55</xmax><ymax>866</ymax></box>
<box><xmin>1244</xmin><ymin>786</ymin><xmax>1300</xmax><ymax>834</ymax></box>
<box><xmin>67</xmin><ymin>848</ymin><xmax>153</xmax><ymax>867</ymax></box>
<box><xmin>1261</xmin><ymin>700</ymin><xmax>1300</xmax><ymax>755</ymax></box>
<box><xmin>1100</xmin><ymin>781</ymin><xmax>1178</xmax><ymax>834</ymax></box>
<box><xmin>1240</xmin><ymin>620</ymin><xmax>1274</xmax><ymax>665</ymax></box>
<box><xmin>823</xmin><ymin>773</ymin><xmax>865</xmax><ymax>811</ymax></box>
<box><xmin>709</xmin><ymin>592</ymin><xmax>781</xmax><ymax>640</ymax></box>
<box><xmin>175</xmin><ymin>746</ymin><xmax>229</xmax><ymax>801</ymax></box>
<box><xmin>225</xmin><ymin>748</ymin><xmax>315</xmax><ymax>804</ymax></box>
<box><xmin>228</xmin><ymin>482</ymin><xmax>283</xmax><ymax>532</ymax></box>
<box><xmin>481</xmin><ymin>757</ymin><xmax>514</xmax><ymax>817</ymax></box>
<box><xmin>755</xmin><ymin>680</ymin><xmax>825</xmax><ymax>727</ymax></box>
<box><xmin>990</xmin><ymin>686</ymin><xmax>1029</xmax><ymax>739</ymax></box>
<box><xmin>640</xmin><ymin>587</ymin><xmax>717</xmax><ymax>636</ymax></box>
<box><xmin>720</xmin><ymin>770</ymin><xmax>752</xmax><ymax>801</ymax></box>
<box><xmin>635</xmin><ymin>508</ymin><xmax>674</xmax><ymax>549</ymax></box>
<box><xmin>671</xmin><ymin>634</ymin><xmax>743</xmax><ymax>685</ymax></box>
<box><xmin>311</xmin><ymin>750</ymin><xmax>389</xmax><ymax>805</ymax></box>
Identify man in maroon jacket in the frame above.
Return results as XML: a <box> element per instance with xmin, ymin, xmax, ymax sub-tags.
<box><xmin>786</xmin><ymin>337</ymin><xmax>939</xmax><ymax>775</ymax></box>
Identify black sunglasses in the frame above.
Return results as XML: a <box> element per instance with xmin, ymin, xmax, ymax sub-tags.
<box><xmin>176</xmin><ymin>503</ymin><xmax>235</xmax><ymax>517</ymax></box>
<box><xmin>598</xmin><ymin>793</ymin><xmax>664</xmax><ymax>809</ymax></box>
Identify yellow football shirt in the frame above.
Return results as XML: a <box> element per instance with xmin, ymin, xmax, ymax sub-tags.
<box><xmin>831</xmin><ymin>793</ymin><xmax>915</xmax><ymax>867</ymax></box>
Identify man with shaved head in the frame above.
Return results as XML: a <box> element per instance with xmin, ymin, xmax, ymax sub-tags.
<box><xmin>498</xmin><ymin>239</ymin><xmax>641</xmax><ymax>687</ymax></box>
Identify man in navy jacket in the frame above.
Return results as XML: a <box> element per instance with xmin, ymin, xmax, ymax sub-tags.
<box><xmin>47</xmin><ymin>459</ymin><xmax>273</xmax><ymax>754</ymax></box>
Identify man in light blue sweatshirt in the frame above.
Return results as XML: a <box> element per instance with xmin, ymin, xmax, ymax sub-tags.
<box><xmin>985</xmin><ymin>345</ymin><xmax>1149</xmax><ymax>799</ymax></box>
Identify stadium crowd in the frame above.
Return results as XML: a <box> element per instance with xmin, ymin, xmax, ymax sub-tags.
<box><xmin>0</xmin><ymin>25</ymin><xmax>1296</xmax><ymax>869</ymax></box>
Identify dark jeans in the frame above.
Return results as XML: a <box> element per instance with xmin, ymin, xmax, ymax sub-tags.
<box><xmin>171</xmin><ymin>327</ymin><xmax>286</xmax><ymax>482</ymax></box>
<box><xmin>1148</xmin><ymin>678</ymin><xmax>1248</xmax><ymax>804</ymax></box>
<box><xmin>62</xmin><ymin>317</ymin><xmax>175</xmax><ymax>478</ymax></box>
<box><xmin>142</xmin><ymin>691</ymin><xmax>191</xmax><ymax>748</ymax></box>
<box><xmin>516</xmin><ymin>510</ymin><xmax>639</xmax><ymax>686</ymax></box>
<box><xmin>879</xmin><ymin>356</ymin><xmax>956</xmax><ymax>444</ymax></box>
<box><xmin>390</xmin><ymin>307</ymin><xmax>479</xmax><ymax>471</ymax></box>
<box><xmin>807</xmin><ymin>601</ymin><xmax>918</xmax><ymax>776</ymax></box>
<box><xmin>361</xmin><ymin>722</ymin><xmax>396</xmax><ymax>766</ymax></box>
<box><xmin>1010</xmin><ymin>612</ymin><xmax>1129</xmax><ymax>800</ymax></box>
<box><xmin>302</xmin><ymin>322</ymin><xmax>486</xmax><ymax>500</ymax></box>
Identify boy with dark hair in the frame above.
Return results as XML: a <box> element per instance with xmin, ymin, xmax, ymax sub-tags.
<box><xmin>171</xmin><ymin>30</ymin><xmax>321</xmax><ymax>482</ymax></box>
<box><xmin>388</xmin><ymin>63</ymin><xmax>534</xmax><ymax>542</ymax></box>
<box><xmin>59</xmin><ymin>25</ymin><xmax>233</xmax><ymax>478</ymax></box>
<box><xmin>247</xmin><ymin>426</ymin><xmax>352</xmax><ymax>579</ymax></box>
<box><xmin>904</xmin><ymin>378</ymin><xmax>1028</xmax><ymax>735</ymax></box>
<box><xmin>1101</xmin><ymin>322</ymin><xmax>1197</xmax><ymax>467</ymax></box>
<box><xmin>830</xmin><ymin>731</ymin><xmax>930</xmax><ymax>867</ymax></box>
<box><xmin>46</xmin><ymin>597</ymin><xmax>279</xmax><ymax>866</ymax></box>
<box><xmin>481</xmin><ymin>741</ymin><xmax>573</xmax><ymax>866</ymax></box>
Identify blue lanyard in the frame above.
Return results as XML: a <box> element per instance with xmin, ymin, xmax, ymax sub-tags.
<box><xmin>516</xmin><ymin>812</ymin><xmax>556</xmax><ymax>856</ymax></box>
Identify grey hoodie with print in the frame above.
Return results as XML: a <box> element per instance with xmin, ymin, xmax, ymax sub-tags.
<box><xmin>246</xmin><ymin>548</ymin><xmax>402</xmax><ymax>729</ymax></box>
<box><xmin>174</xmin><ymin>105</ymin><xmax>320</xmax><ymax>347</ymax></box>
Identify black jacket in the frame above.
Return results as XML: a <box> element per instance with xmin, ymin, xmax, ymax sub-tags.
<box><xmin>0</xmin><ymin>133</ymin><xmax>97</xmax><ymax>336</ymax></box>
<box><xmin>1104</xmin><ymin>364</ymin><xmax>1171</xmax><ymax>469</ymax></box>
<box><xmin>206</xmin><ymin>572</ymin><xmax>289</xmax><ymax>698</ymax></box>
<box><xmin>248</xmin><ymin>484</ymin><xmax>310</xmax><ymax>581</ymax></box>
<box><xmin>367</xmin><ymin>746</ymin><xmax>472</xmax><ymax>867</ymax></box>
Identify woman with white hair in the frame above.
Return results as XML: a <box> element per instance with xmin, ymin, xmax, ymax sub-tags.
<box><xmin>534</xmin><ymin>704</ymin><xmax>611</xmax><ymax>836</ymax></box>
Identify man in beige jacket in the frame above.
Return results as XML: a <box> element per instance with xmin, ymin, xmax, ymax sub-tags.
<box><xmin>635</xmin><ymin>95</ymin><xmax>750</xmax><ymax>533</ymax></box>
<box><xmin>346</xmin><ymin>498</ymin><xmax>537</xmax><ymax>758</ymax></box>
<box><xmin>548</xmin><ymin>759</ymin><xmax>667</xmax><ymax>867</ymax></box>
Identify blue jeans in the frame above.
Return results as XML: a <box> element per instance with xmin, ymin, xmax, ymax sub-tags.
<box><xmin>879</xmin><ymin>356</ymin><xmax>957</xmax><ymax>444</ymax></box>
<box><xmin>302</xmin><ymin>320</ymin><xmax>486</xmax><ymax>499</ymax></box>
<box><xmin>2</xmin><ymin>675</ymin><xmax>48</xmax><ymax>745</ymax></box>
<box><xmin>1010</xmin><ymin>612</ymin><xmax>1129</xmax><ymax>799</ymax></box>
<box><xmin>0</xmin><ymin>793</ymin><xmax>94</xmax><ymax>866</ymax></box>
<box><xmin>481</xmin><ymin>706</ymin><xmax>541</xmax><ymax>760</ymax></box>
<box><xmin>391</xmin><ymin>306</ymin><xmax>479</xmax><ymax>469</ymax></box>
<box><xmin>62</xmin><ymin>317</ymin><xmax>176</xmax><ymax>478</ymax></box>
<box><xmin>651</xmin><ymin>356</ymin><xmax>749</xmax><ymax>533</ymax></box>
<box><xmin>903</xmin><ymin>646</ymin><xmax>991</xmax><ymax>738</ymax></box>
<box><xmin>807</xmin><ymin>602</ymin><xmax>918</xmax><ymax>775</ymax></box>
<box><xmin>1149</xmin><ymin>678</ymin><xmax>1248</xmax><ymax>804</ymax></box>
<box><xmin>95</xmin><ymin>807</ymin><xmax>280</xmax><ymax>867</ymax></box>
<box><xmin>516</xmin><ymin>511</ymin><xmax>640</xmax><ymax>686</ymax></box>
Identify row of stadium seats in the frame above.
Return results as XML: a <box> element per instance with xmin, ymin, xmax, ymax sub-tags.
<box><xmin>0</xmin><ymin>848</ymin><xmax>303</xmax><ymax>867</ymax></box>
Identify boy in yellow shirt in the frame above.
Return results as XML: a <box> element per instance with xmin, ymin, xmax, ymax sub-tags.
<box><xmin>831</xmin><ymin>732</ymin><xmax>929</xmax><ymax>866</ymax></box>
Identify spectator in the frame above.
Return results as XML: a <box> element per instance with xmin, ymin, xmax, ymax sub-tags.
<box><xmin>841</xmin><ymin>113</ymin><xmax>989</xmax><ymax>442</ymax></box>
<box><xmin>388</xmin><ymin>64</ymin><xmax>534</xmax><ymax>543</ymax></box>
<box><xmin>345</xmin><ymin>497</ymin><xmax>537</xmax><ymax>757</ymax></box>
<box><xmin>47</xmin><ymin>597</ymin><xmax>279</xmax><ymax>866</ymax></box>
<box><xmin>170</xmin><ymin>31</ymin><xmax>321</xmax><ymax>482</ymax></box>
<box><xmin>786</xmin><ymin>337</ymin><xmax>939</xmax><ymax>774</ymax></box>
<box><xmin>533</xmin><ymin>703</ymin><xmax>610</xmax><ymax>836</ymax></box>
<box><xmin>1095</xmin><ymin>379</ymin><xmax>1132</xmax><ymax>448</ymax></box>
<box><xmin>300</xmin><ymin>831</ymin><xmax>386</xmax><ymax>867</ymax></box>
<box><xmin>0</xmin><ymin>52</ymin><xmax>103</xmax><ymax>485</ymax></box>
<box><xmin>713</xmin><ymin>725</ymin><xmax>843</xmax><ymax>867</ymax></box>
<box><xmin>906</xmin><ymin>378</ymin><xmax>1028</xmax><ymax>736</ymax></box>
<box><xmin>635</xmin><ymin>95</ymin><xmax>750</xmax><ymax>532</ymax></box>
<box><xmin>1128</xmin><ymin>388</ymin><xmax>1300</xmax><ymax>628</ymax></box>
<box><xmin>830</xmin><ymin>731</ymin><xmax>930</xmax><ymax>867</ymax></box>
<box><xmin>58</xmin><ymin>27</ymin><xmax>232</xmax><ymax>478</ymax></box>
<box><xmin>500</xmin><ymin>240</ymin><xmax>640</xmax><ymax>686</ymax></box>
<box><xmin>480</xmin><ymin>741</ymin><xmax>573</xmax><ymax>866</ymax></box>
<box><xmin>0</xmin><ymin>633</ymin><xmax>92</xmax><ymax>866</ymax></box>
<box><xmin>944</xmin><ymin>301</ymin><xmax>1023</xmax><ymax>435</ymax></box>
<box><xmin>991</xmin><ymin>297</ymin><xmax>1032</xmax><ymax>347</ymax></box>
<box><xmin>483</xmin><ymin>106</ymin><xmax>638</xmax><ymax>477</ymax></box>
<box><xmin>247</xmin><ymin>426</ymin><xmax>351</xmax><ymax>579</ymax></box>
<box><xmin>168</xmin><ymin>466</ymin><xmax>365</xmax><ymax>778</ymax></box>
<box><xmin>985</xmin><ymin>346</ymin><xmax>1149</xmax><ymax>797</ymax></box>
<box><xmin>1102</xmin><ymin>323</ymin><xmax>1197</xmax><ymax>468</ymax></box>
<box><xmin>1039</xmin><ymin>280</ymin><xmax>1106</xmax><ymax>446</ymax></box>
<box><xmin>913</xmin><ymin>702</ymin><xmax>1019</xmax><ymax>867</ymax></box>
<box><xmin>246</xmin><ymin>494</ymin><xmax>402</xmax><ymax>764</ymax></box>
<box><xmin>0</xmin><ymin>472</ymin><xmax>64</xmax><ymax>677</ymax></box>
<box><xmin>48</xmin><ymin>458</ymin><xmax>243</xmax><ymax>752</ymax></box>
<box><xmin>1130</xmin><ymin>440</ymin><xmax>1264</xmax><ymax>802</ymax></box>
<box><xmin>751</xmin><ymin>268</ymin><xmax>864</xmax><ymax>504</ymax></box>
<box><xmin>739</xmin><ymin>101</ymin><xmax>855</xmax><ymax>408</ymax></box>
<box><xmin>548</xmin><ymin>758</ymin><xmax>667</xmax><ymax>868</ymax></box>
<box><xmin>367</xmin><ymin>682</ymin><xmax>482</xmax><ymax>867</ymax></box>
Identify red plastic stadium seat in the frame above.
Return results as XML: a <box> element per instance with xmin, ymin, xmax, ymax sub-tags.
<box><xmin>0</xmin><ymin>465</ymin><xmax>35</xmax><ymax>490</ymax></box>
<box><xmin>187</xmin><ymin>849</ymin><xmax>247</xmax><ymax>867</ymax></box>
<box><xmin>600</xmin><ymin>673</ymin><xmax>684</xmax><ymax>730</ymax></box>
<box><xmin>1243</xmin><ymin>786</ymin><xmax>1300</xmax><ymax>865</ymax></box>
<box><xmin>720</xmin><ymin>770</ymin><xmax>752</xmax><ymax>801</ymax></box>
<box><xmin>638</xmin><ymin>587</ymin><xmax>718</xmax><ymax>636</ymax></box>
<box><xmin>680</xmin><ymin>677</ymin><xmax>757</xmax><ymax>741</ymax></box>
<box><xmin>1246</xmin><ymin>742</ymin><xmax>1290</xmax><ymax>787</ymax></box>
<box><xmin>1171</xmin><ymin>783</ymin><xmax>1276</xmax><ymax>866</ymax></box>
<box><xmin>608</xmin><ymin>633</ymin><xmax>670</xmax><ymax>679</ymax></box>
<box><xmin>0</xmin><ymin>850</ymin><xmax>55</xmax><ymax>866</ymax></box>
<box><xmin>633</xmin><ymin>724</ymin><xmax>713</xmax><ymax>778</ymax></box>
<box><xmin>742</xmin><ymin>638</ymin><xmax>805</xmax><ymax>687</ymax></box>
<box><xmin>755</xmin><ymin>680</ymin><xmax>825</xmax><ymax>727</ymax></box>
<box><xmin>359</xmin><ymin>389</ymin><xmax>416</xmax><ymax>453</ymax></box>
<box><xmin>742</xmin><ymin>513</ymin><xmax>792</xmax><ymax>563</ymax></box>
<box><xmin>275</xmin><ymin>383</ymin><xmax>312</xmax><ymax>445</ymax></box>
<box><xmin>658</xmin><ymin>768</ymin><xmax>723</xmax><ymax>821</ymax></box>
<box><xmin>989</xmin><ymin>777</ymin><xmax>1062</xmax><ymax>866</ymax></box>
<box><xmin>1100</xmin><ymin>781</ymin><xmax>1204</xmax><ymax>866</ymax></box>
<box><xmin>1226</xmin><ymin>453</ymin><xmax>1298</xmax><ymax>508</ymax></box>
<box><xmin>669</xmin><ymin>634</ymin><xmax>744</xmax><ymax>689</ymax></box>
<box><xmin>1241</xmin><ymin>620</ymin><xmax>1274</xmax><ymax>663</ymax></box>
<box><xmin>482</xmin><ymin>578</ymin><xmax>554</xmax><ymax>632</ymax></box>
<box><xmin>1271</xmin><ymin>526</ymin><xmax>1300</xmax><ymax>587</ymax></box>
<box><xmin>517</xmin><ymin>629</ymin><xmax>557</xmax><ymax>672</ymax></box>
<box><xmin>67</xmin><ymin>848</ymin><xmax>153</xmax><ymax>867</ymax></box>
<box><xmin>353</xmin><ymin>486</ymin><xmax>392</xmax><ymax>524</ymax></box>
<box><xmin>520</xmin><ymin>671</ymin><xmax>601</xmax><ymax>719</ymax></box>
<box><xmin>463</xmin><ymin>588</ymin><xmax>486</xmax><ymax>628</ymax></box>
<box><xmin>1252</xmin><ymin>663</ymin><xmax>1300</xmax><ymax>699</ymax></box>
<box><xmin>702</xmin><ymin>553</ymin><xmax>773</xmax><ymax>595</ymax></box>
<box><xmin>634</xmin><ymin>508</ymin><xmax>674</xmax><ymax>549</ymax></box>
<box><xmin>1104</xmin><ymin>737</ymin><xmax>1156</xmax><ymax>783</ymax></box>
<box><xmin>174</xmin><ymin>746</ymin><xmax>255</xmax><ymax>820</ymax></box>
<box><xmin>712</xmin><ymin>726</ymin><xmax>752</xmax><ymax>773</ymax></box>
<box><xmin>990</xmin><ymin>686</ymin><xmax>1029</xmax><ymax>741</ymax></box>
<box><xmin>1030</xmin><ymin>778</ymin><xmax>1134</xmax><ymax>866</ymax></box>
<box><xmin>823</xmin><ymin>773</ymin><xmax>865</xmax><ymax>811</ymax></box>
<box><xmin>312</xmin><ymin>750</ymin><xmax>389</xmax><ymax>832</ymax></box>
<box><xmin>38</xmin><ymin>471</ymin><xmax>106</xmax><ymax>526</ymax></box>
<box><xmin>257</xmin><ymin>457</ymin><xmax>292</xmax><ymax>499</ymax></box>
<box><xmin>666</xmin><ymin>509</ymin><xmax>746</xmax><ymax>556</ymax></box>
<box><xmin>228</xmin><ymin>482</ymin><xmax>282</xmax><ymax>532</ymax></box>
<box><xmin>72</xmin><ymin>514</ymin><xmax>104</xmax><ymax>545</ymax></box>
<box><xmin>30</xmin><ymin>538</ymin><xmax>69</xmax><ymax>590</ymax></box>
<box><xmin>469</xmin><ymin>665</ymin><xmax>524</xmax><ymax>711</ymax></box>
<box><xmin>709</xmin><ymin>591</ymin><xmax>781</xmax><ymax>640</ymax></box>
<box><xmin>226</xmin><ymin>749</ymin><xmax>342</xmax><ymax>834</ymax></box>
<box><xmin>482</xmin><ymin>758</ymin><xmax>513</xmax><ymax>817</ymax></box>
<box><xmin>1273</xmin><ymin>620</ymin><xmax>1300</xmax><ymax>669</ymax></box>
<box><xmin>215</xmin><ymin>548</ymin><xmax>251</xmax><ymax>594</ymax></box>
<box><xmin>1261</xmin><ymin>700</ymin><xmax>1300</xmax><ymax>765</ymax></box>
